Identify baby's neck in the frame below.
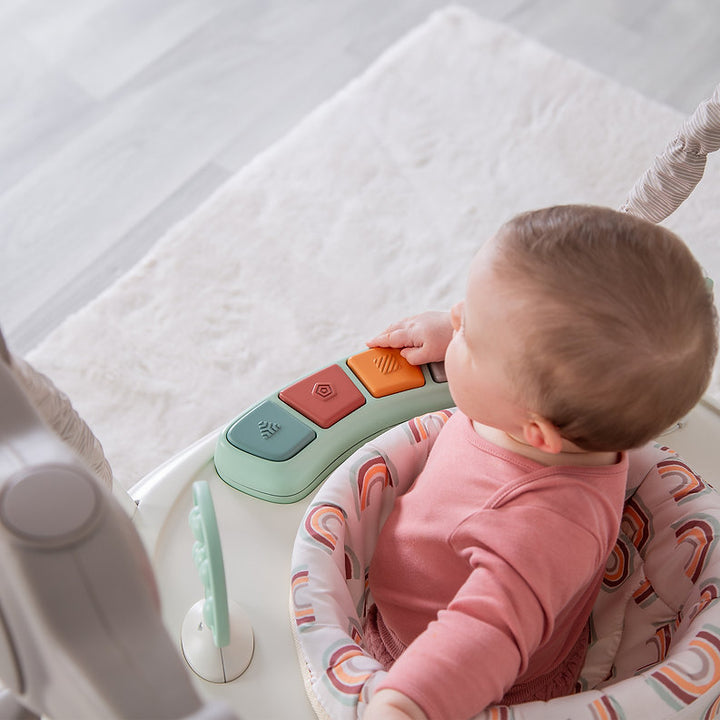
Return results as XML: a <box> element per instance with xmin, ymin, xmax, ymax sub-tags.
<box><xmin>472</xmin><ymin>421</ymin><xmax>620</xmax><ymax>467</ymax></box>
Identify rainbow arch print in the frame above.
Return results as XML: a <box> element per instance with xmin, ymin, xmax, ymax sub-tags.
<box><xmin>632</xmin><ymin>575</ymin><xmax>659</xmax><ymax>610</ymax></box>
<box><xmin>658</xmin><ymin>458</ymin><xmax>712</xmax><ymax>506</ymax></box>
<box><xmin>703</xmin><ymin>692</ymin><xmax>720</xmax><ymax>718</ymax></box>
<box><xmin>302</xmin><ymin>502</ymin><xmax>347</xmax><ymax>554</ymax></box>
<box><xmin>589</xmin><ymin>695</ymin><xmax>626</xmax><ymax>720</ymax></box>
<box><xmin>620</xmin><ymin>494</ymin><xmax>653</xmax><ymax>556</ymax></box>
<box><xmin>648</xmin><ymin>625</ymin><xmax>720</xmax><ymax>710</ymax></box>
<box><xmin>355</xmin><ymin>568</ymin><xmax>370</xmax><ymax>619</ymax></box>
<box><xmin>688</xmin><ymin>581</ymin><xmax>720</xmax><ymax>624</ymax></box>
<box><xmin>641</xmin><ymin>582</ymin><xmax>720</xmax><ymax>672</ymax></box>
<box><xmin>403</xmin><ymin>409</ymin><xmax>454</xmax><ymax>445</ymax></box>
<box><xmin>291</xmin><ymin>566</ymin><xmax>316</xmax><ymax>630</ymax></box>
<box><xmin>643</xmin><ymin>614</ymin><xmax>681</xmax><ymax>670</ymax></box>
<box><xmin>347</xmin><ymin>617</ymin><xmax>363</xmax><ymax>646</ymax></box>
<box><xmin>485</xmin><ymin>707</ymin><xmax>515</xmax><ymax>720</ymax></box>
<box><xmin>673</xmin><ymin>513</ymin><xmax>720</xmax><ymax>584</ymax></box>
<box><xmin>322</xmin><ymin>640</ymin><xmax>376</xmax><ymax>705</ymax></box>
<box><xmin>344</xmin><ymin>543</ymin><xmax>360</xmax><ymax>580</ymax></box>
<box><xmin>604</xmin><ymin>533</ymin><xmax>636</xmax><ymax>591</ymax></box>
<box><xmin>355</xmin><ymin>456</ymin><xmax>393</xmax><ymax>512</ymax></box>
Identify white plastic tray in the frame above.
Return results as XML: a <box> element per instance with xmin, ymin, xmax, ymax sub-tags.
<box><xmin>129</xmin><ymin>398</ymin><xmax>720</xmax><ymax>720</ymax></box>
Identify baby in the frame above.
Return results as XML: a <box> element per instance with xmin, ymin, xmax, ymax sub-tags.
<box><xmin>361</xmin><ymin>205</ymin><xmax>718</xmax><ymax>720</ymax></box>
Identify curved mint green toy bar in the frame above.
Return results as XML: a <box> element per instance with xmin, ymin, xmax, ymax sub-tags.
<box><xmin>188</xmin><ymin>481</ymin><xmax>230</xmax><ymax>647</ymax></box>
<box><xmin>214</xmin><ymin>348</ymin><xmax>454</xmax><ymax>503</ymax></box>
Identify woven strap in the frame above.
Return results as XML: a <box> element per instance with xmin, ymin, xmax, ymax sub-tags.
<box><xmin>621</xmin><ymin>83</ymin><xmax>720</xmax><ymax>223</ymax></box>
<box><xmin>1</xmin><ymin>328</ymin><xmax>113</xmax><ymax>488</ymax></box>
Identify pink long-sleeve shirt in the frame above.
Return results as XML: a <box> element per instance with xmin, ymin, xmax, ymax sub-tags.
<box><xmin>369</xmin><ymin>411</ymin><xmax>627</xmax><ymax>720</ymax></box>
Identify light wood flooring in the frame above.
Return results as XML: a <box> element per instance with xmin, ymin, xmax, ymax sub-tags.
<box><xmin>2</xmin><ymin>0</ymin><xmax>719</xmax><ymax>354</ymax></box>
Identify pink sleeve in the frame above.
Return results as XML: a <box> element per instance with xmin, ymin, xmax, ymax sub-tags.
<box><xmin>375</xmin><ymin>504</ymin><xmax>605</xmax><ymax>720</ymax></box>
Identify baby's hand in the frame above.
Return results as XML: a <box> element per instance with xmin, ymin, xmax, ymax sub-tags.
<box><xmin>367</xmin><ymin>311</ymin><xmax>453</xmax><ymax>365</ymax></box>
<box><xmin>363</xmin><ymin>690</ymin><xmax>428</xmax><ymax>720</ymax></box>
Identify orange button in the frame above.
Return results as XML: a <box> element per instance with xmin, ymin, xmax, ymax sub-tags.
<box><xmin>347</xmin><ymin>348</ymin><xmax>425</xmax><ymax>398</ymax></box>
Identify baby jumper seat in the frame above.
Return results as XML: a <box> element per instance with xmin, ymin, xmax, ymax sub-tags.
<box><xmin>290</xmin><ymin>410</ymin><xmax>720</xmax><ymax>719</ymax></box>
<box><xmin>290</xmin><ymin>80</ymin><xmax>720</xmax><ymax>720</ymax></box>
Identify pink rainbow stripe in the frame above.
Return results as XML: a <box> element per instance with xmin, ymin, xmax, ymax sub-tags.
<box><xmin>291</xmin><ymin>569</ymin><xmax>315</xmax><ymax>627</ymax></box>
<box><xmin>304</xmin><ymin>503</ymin><xmax>347</xmax><ymax>552</ymax></box>
<box><xmin>357</xmin><ymin>457</ymin><xmax>392</xmax><ymax>511</ymax></box>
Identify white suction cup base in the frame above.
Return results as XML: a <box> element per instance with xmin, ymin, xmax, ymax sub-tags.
<box><xmin>181</xmin><ymin>600</ymin><xmax>254</xmax><ymax>683</ymax></box>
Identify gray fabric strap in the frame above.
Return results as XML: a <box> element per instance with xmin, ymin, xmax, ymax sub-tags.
<box><xmin>621</xmin><ymin>83</ymin><xmax>720</xmax><ymax>223</ymax></box>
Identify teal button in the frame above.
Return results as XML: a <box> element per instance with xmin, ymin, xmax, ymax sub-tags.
<box><xmin>226</xmin><ymin>400</ymin><xmax>316</xmax><ymax>461</ymax></box>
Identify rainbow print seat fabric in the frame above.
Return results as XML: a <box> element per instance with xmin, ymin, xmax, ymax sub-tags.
<box><xmin>290</xmin><ymin>411</ymin><xmax>720</xmax><ymax>719</ymax></box>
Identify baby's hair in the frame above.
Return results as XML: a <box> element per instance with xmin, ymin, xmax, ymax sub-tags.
<box><xmin>493</xmin><ymin>205</ymin><xmax>718</xmax><ymax>451</ymax></box>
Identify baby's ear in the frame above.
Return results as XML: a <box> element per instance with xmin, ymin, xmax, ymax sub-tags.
<box><xmin>522</xmin><ymin>416</ymin><xmax>563</xmax><ymax>454</ymax></box>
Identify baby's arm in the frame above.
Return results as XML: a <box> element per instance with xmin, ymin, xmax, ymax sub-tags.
<box><xmin>363</xmin><ymin>689</ymin><xmax>428</xmax><ymax>720</ymax></box>
<box><xmin>372</xmin><ymin>498</ymin><xmax>610</xmax><ymax>719</ymax></box>
<box><xmin>366</xmin><ymin>311</ymin><xmax>453</xmax><ymax>365</ymax></box>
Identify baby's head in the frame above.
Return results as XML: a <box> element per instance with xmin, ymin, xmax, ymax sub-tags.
<box><xmin>446</xmin><ymin>205</ymin><xmax>718</xmax><ymax>452</ymax></box>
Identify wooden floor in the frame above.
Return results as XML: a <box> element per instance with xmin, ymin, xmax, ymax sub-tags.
<box><xmin>2</xmin><ymin>0</ymin><xmax>719</xmax><ymax>354</ymax></box>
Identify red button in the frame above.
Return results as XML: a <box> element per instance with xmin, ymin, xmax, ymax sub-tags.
<box><xmin>279</xmin><ymin>364</ymin><xmax>366</xmax><ymax>428</ymax></box>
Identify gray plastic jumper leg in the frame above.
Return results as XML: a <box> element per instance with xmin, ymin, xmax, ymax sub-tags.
<box><xmin>0</xmin><ymin>359</ymin><xmax>240</xmax><ymax>719</ymax></box>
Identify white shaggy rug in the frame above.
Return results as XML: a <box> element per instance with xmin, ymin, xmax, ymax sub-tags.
<box><xmin>26</xmin><ymin>5</ymin><xmax>720</xmax><ymax>491</ymax></box>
